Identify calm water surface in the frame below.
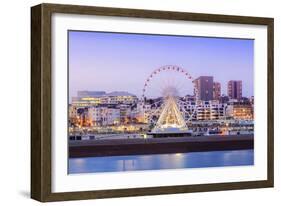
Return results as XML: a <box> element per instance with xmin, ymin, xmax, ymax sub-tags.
<box><xmin>68</xmin><ymin>149</ymin><xmax>253</xmax><ymax>174</ymax></box>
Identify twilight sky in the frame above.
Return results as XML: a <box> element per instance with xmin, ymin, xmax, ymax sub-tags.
<box><xmin>68</xmin><ymin>31</ymin><xmax>254</xmax><ymax>100</ymax></box>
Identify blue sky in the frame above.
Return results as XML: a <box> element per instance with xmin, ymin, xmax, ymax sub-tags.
<box><xmin>68</xmin><ymin>31</ymin><xmax>254</xmax><ymax>99</ymax></box>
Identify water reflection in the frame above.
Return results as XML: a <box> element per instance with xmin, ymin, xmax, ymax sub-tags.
<box><xmin>68</xmin><ymin>149</ymin><xmax>253</xmax><ymax>174</ymax></box>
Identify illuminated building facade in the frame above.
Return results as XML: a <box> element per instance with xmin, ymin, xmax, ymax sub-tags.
<box><xmin>103</xmin><ymin>91</ymin><xmax>138</xmax><ymax>105</ymax></box>
<box><xmin>72</xmin><ymin>96</ymin><xmax>102</xmax><ymax>107</ymax></box>
<box><xmin>71</xmin><ymin>91</ymin><xmax>138</xmax><ymax>107</ymax></box>
<box><xmin>226</xmin><ymin>103</ymin><xmax>254</xmax><ymax>120</ymax></box>
<box><xmin>196</xmin><ymin>100</ymin><xmax>226</xmax><ymax>120</ymax></box>
<box><xmin>69</xmin><ymin>105</ymin><xmax>78</xmax><ymax>119</ymax></box>
<box><xmin>119</xmin><ymin>104</ymin><xmax>132</xmax><ymax>124</ymax></box>
<box><xmin>87</xmin><ymin>106</ymin><xmax>120</xmax><ymax>126</ymax></box>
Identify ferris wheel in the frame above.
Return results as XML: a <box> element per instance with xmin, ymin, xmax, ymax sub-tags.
<box><xmin>141</xmin><ymin>65</ymin><xmax>198</xmax><ymax>125</ymax></box>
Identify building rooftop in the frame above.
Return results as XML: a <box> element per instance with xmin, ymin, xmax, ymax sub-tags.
<box><xmin>106</xmin><ymin>91</ymin><xmax>137</xmax><ymax>97</ymax></box>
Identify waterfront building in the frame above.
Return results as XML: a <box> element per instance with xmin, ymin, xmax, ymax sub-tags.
<box><xmin>87</xmin><ymin>106</ymin><xmax>120</xmax><ymax>126</ymax></box>
<box><xmin>106</xmin><ymin>107</ymin><xmax>121</xmax><ymax>125</ymax></box>
<box><xmin>193</xmin><ymin>76</ymin><xmax>214</xmax><ymax>101</ymax></box>
<box><xmin>71</xmin><ymin>91</ymin><xmax>104</xmax><ymax>107</ymax></box>
<box><xmin>69</xmin><ymin>105</ymin><xmax>80</xmax><ymax>127</ymax></box>
<box><xmin>213</xmin><ymin>82</ymin><xmax>221</xmax><ymax>100</ymax></box>
<box><xmin>143</xmin><ymin>105</ymin><xmax>154</xmax><ymax>124</ymax></box>
<box><xmin>119</xmin><ymin>104</ymin><xmax>133</xmax><ymax>124</ymax></box>
<box><xmin>70</xmin><ymin>107</ymin><xmax>89</xmax><ymax>127</ymax></box>
<box><xmin>102</xmin><ymin>91</ymin><xmax>138</xmax><ymax>105</ymax></box>
<box><xmin>72</xmin><ymin>96</ymin><xmax>102</xmax><ymax>107</ymax></box>
<box><xmin>179</xmin><ymin>100</ymin><xmax>197</xmax><ymax>121</ymax></box>
<box><xmin>196</xmin><ymin>100</ymin><xmax>226</xmax><ymax>121</ymax></box>
<box><xmin>72</xmin><ymin>91</ymin><xmax>138</xmax><ymax>107</ymax></box>
<box><xmin>69</xmin><ymin>105</ymin><xmax>77</xmax><ymax>119</ymax></box>
<box><xmin>227</xmin><ymin>80</ymin><xmax>242</xmax><ymax>99</ymax></box>
<box><xmin>226</xmin><ymin>102</ymin><xmax>253</xmax><ymax>120</ymax></box>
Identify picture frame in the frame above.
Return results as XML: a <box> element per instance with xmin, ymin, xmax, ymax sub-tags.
<box><xmin>31</xmin><ymin>3</ymin><xmax>274</xmax><ymax>202</ymax></box>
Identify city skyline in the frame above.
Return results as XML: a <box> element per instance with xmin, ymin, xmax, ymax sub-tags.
<box><xmin>70</xmin><ymin>78</ymin><xmax>251</xmax><ymax>101</ymax></box>
<box><xmin>69</xmin><ymin>31</ymin><xmax>254</xmax><ymax>100</ymax></box>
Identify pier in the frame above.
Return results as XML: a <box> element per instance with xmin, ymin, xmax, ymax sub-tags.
<box><xmin>69</xmin><ymin>134</ymin><xmax>253</xmax><ymax>158</ymax></box>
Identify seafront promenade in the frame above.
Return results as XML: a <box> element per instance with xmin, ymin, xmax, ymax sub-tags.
<box><xmin>69</xmin><ymin>134</ymin><xmax>253</xmax><ymax>158</ymax></box>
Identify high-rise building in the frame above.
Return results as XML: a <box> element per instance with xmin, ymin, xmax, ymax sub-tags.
<box><xmin>213</xmin><ymin>82</ymin><xmax>221</xmax><ymax>100</ymax></box>
<box><xmin>227</xmin><ymin>80</ymin><xmax>242</xmax><ymax>99</ymax></box>
<box><xmin>193</xmin><ymin>76</ymin><xmax>214</xmax><ymax>101</ymax></box>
